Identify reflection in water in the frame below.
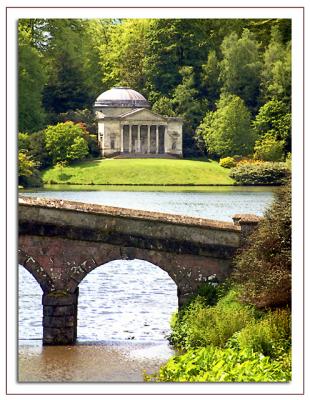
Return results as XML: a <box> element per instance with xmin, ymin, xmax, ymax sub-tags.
<box><xmin>18</xmin><ymin>340</ymin><xmax>174</xmax><ymax>382</ymax></box>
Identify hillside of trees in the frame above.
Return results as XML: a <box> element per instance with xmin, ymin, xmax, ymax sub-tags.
<box><xmin>18</xmin><ymin>18</ymin><xmax>291</xmax><ymax>161</ymax></box>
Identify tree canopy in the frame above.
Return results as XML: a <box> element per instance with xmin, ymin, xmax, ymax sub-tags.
<box><xmin>18</xmin><ymin>18</ymin><xmax>291</xmax><ymax>157</ymax></box>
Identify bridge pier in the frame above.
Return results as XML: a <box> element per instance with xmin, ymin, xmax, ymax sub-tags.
<box><xmin>42</xmin><ymin>288</ymin><xmax>79</xmax><ymax>345</ymax></box>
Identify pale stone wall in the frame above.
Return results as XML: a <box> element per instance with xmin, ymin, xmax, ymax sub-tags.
<box><xmin>98</xmin><ymin>120</ymin><xmax>121</xmax><ymax>156</ymax></box>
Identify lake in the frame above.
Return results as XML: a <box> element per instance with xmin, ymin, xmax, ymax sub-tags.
<box><xmin>19</xmin><ymin>185</ymin><xmax>276</xmax><ymax>382</ymax></box>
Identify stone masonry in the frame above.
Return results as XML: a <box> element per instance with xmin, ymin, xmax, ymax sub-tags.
<box><xmin>18</xmin><ymin>196</ymin><xmax>261</xmax><ymax>345</ymax></box>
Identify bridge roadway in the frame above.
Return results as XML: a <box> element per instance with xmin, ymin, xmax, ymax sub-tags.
<box><xmin>18</xmin><ymin>196</ymin><xmax>260</xmax><ymax>345</ymax></box>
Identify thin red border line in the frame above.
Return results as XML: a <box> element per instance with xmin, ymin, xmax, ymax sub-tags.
<box><xmin>5</xmin><ymin>5</ymin><xmax>305</xmax><ymax>8</ymax></box>
<box><xmin>5</xmin><ymin>4</ymin><xmax>8</xmax><ymax>398</ymax></box>
<box><xmin>3</xmin><ymin>393</ymin><xmax>307</xmax><ymax>397</ymax></box>
<box><xmin>7</xmin><ymin>7</ymin><xmax>304</xmax><ymax>397</ymax></box>
<box><xmin>302</xmin><ymin>4</ymin><xmax>305</xmax><ymax>397</ymax></box>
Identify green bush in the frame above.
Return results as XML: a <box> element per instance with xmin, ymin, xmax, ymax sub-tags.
<box><xmin>254</xmin><ymin>133</ymin><xmax>285</xmax><ymax>161</ymax></box>
<box><xmin>235</xmin><ymin>309</ymin><xmax>291</xmax><ymax>358</ymax></box>
<box><xmin>145</xmin><ymin>346</ymin><xmax>291</xmax><ymax>382</ymax></box>
<box><xmin>229</xmin><ymin>161</ymin><xmax>289</xmax><ymax>185</ymax></box>
<box><xmin>219</xmin><ymin>157</ymin><xmax>236</xmax><ymax>168</ymax></box>
<box><xmin>169</xmin><ymin>289</ymin><xmax>256</xmax><ymax>349</ymax></box>
<box><xmin>232</xmin><ymin>179</ymin><xmax>291</xmax><ymax>308</ymax></box>
<box><xmin>18</xmin><ymin>151</ymin><xmax>42</xmax><ymax>187</ymax></box>
<box><xmin>44</xmin><ymin>121</ymin><xmax>89</xmax><ymax>165</ymax></box>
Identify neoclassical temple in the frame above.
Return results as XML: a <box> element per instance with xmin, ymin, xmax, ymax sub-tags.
<box><xmin>94</xmin><ymin>87</ymin><xmax>183</xmax><ymax>157</ymax></box>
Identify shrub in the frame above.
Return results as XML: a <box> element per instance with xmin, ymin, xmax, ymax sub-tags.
<box><xmin>145</xmin><ymin>346</ymin><xmax>291</xmax><ymax>382</ymax></box>
<box><xmin>219</xmin><ymin>157</ymin><xmax>236</xmax><ymax>168</ymax></box>
<box><xmin>235</xmin><ymin>309</ymin><xmax>291</xmax><ymax>358</ymax></box>
<box><xmin>229</xmin><ymin>161</ymin><xmax>289</xmax><ymax>185</ymax></box>
<box><xmin>169</xmin><ymin>289</ymin><xmax>256</xmax><ymax>349</ymax></box>
<box><xmin>232</xmin><ymin>179</ymin><xmax>291</xmax><ymax>308</ymax></box>
<box><xmin>18</xmin><ymin>151</ymin><xmax>42</xmax><ymax>187</ymax></box>
<box><xmin>44</xmin><ymin>122</ymin><xmax>89</xmax><ymax>165</ymax></box>
<box><xmin>254</xmin><ymin>133</ymin><xmax>285</xmax><ymax>161</ymax></box>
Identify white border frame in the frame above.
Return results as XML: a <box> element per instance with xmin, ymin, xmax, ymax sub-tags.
<box><xmin>5</xmin><ymin>5</ymin><xmax>304</xmax><ymax>397</ymax></box>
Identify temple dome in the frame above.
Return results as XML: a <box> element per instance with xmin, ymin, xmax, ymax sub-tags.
<box><xmin>94</xmin><ymin>87</ymin><xmax>150</xmax><ymax>109</ymax></box>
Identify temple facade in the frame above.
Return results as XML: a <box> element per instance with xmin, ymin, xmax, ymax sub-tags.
<box><xmin>94</xmin><ymin>87</ymin><xmax>183</xmax><ymax>157</ymax></box>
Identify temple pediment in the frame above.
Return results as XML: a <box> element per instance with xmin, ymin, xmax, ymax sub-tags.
<box><xmin>120</xmin><ymin>108</ymin><xmax>167</xmax><ymax>122</ymax></box>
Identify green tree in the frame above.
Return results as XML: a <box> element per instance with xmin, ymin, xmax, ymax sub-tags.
<box><xmin>42</xmin><ymin>19</ymin><xmax>107</xmax><ymax>116</ymax></box>
<box><xmin>144</xmin><ymin>19</ymin><xmax>212</xmax><ymax>100</ymax></box>
<box><xmin>254</xmin><ymin>133</ymin><xmax>285</xmax><ymax>161</ymax></box>
<box><xmin>18</xmin><ymin>21</ymin><xmax>47</xmax><ymax>132</ymax></box>
<box><xmin>99</xmin><ymin>19</ymin><xmax>149</xmax><ymax>94</ymax></box>
<box><xmin>201</xmin><ymin>50</ymin><xmax>221</xmax><ymax>110</ymax></box>
<box><xmin>44</xmin><ymin>122</ymin><xmax>89</xmax><ymax>164</ymax></box>
<box><xmin>18</xmin><ymin>151</ymin><xmax>42</xmax><ymax>187</ymax></box>
<box><xmin>252</xmin><ymin>99</ymin><xmax>291</xmax><ymax>152</ymax></box>
<box><xmin>27</xmin><ymin>131</ymin><xmax>53</xmax><ymax>169</ymax></box>
<box><xmin>220</xmin><ymin>29</ymin><xmax>262</xmax><ymax>112</ymax></box>
<box><xmin>18</xmin><ymin>132</ymin><xmax>30</xmax><ymax>151</ymax></box>
<box><xmin>196</xmin><ymin>93</ymin><xmax>255</xmax><ymax>157</ymax></box>
<box><xmin>172</xmin><ymin>66</ymin><xmax>208</xmax><ymax>156</ymax></box>
<box><xmin>152</xmin><ymin>97</ymin><xmax>176</xmax><ymax>117</ymax></box>
<box><xmin>260</xmin><ymin>26</ymin><xmax>291</xmax><ymax>106</ymax></box>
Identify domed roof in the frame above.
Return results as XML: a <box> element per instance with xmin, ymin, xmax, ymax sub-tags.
<box><xmin>94</xmin><ymin>87</ymin><xmax>150</xmax><ymax>108</ymax></box>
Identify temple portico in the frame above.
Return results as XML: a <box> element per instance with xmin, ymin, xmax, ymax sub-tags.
<box><xmin>120</xmin><ymin>123</ymin><xmax>167</xmax><ymax>154</ymax></box>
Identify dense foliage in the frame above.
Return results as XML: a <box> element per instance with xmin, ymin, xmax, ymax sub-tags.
<box><xmin>146</xmin><ymin>288</ymin><xmax>291</xmax><ymax>382</ymax></box>
<box><xmin>219</xmin><ymin>157</ymin><xmax>237</xmax><ymax>168</ymax></box>
<box><xmin>18</xmin><ymin>18</ymin><xmax>291</xmax><ymax>158</ymax></box>
<box><xmin>18</xmin><ymin>151</ymin><xmax>42</xmax><ymax>187</ymax></box>
<box><xmin>232</xmin><ymin>179</ymin><xmax>291</xmax><ymax>308</ymax></box>
<box><xmin>146</xmin><ymin>346</ymin><xmax>291</xmax><ymax>382</ymax></box>
<box><xmin>196</xmin><ymin>94</ymin><xmax>255</xmax><ymax>157</ymax></box>
<box><xmin>44</xmin><ymin>122</ymin><xmax>89</xmax><ymax>165</ymax></box>
<box><xmin>229</xmin><ymin>161</ymin><xmax>289</xmax><ymax>185</ymax></box>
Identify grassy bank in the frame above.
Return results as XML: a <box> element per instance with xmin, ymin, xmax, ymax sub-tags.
<box><xmin>42</xmin><ymin>158</ymin><xmax>235</xmax><ymax>186</ymax></box>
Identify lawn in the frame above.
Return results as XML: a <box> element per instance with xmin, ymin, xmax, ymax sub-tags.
<box><xmin>42</xmin><ymin>158</ymin><xmax>235</xmax><ymax>186</ymax></box>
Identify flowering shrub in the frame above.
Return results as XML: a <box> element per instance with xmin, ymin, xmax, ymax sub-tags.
<box><xmin>229</xmin><ymin>162</ymin><xmax>289</xmax><ymax>185</ymax></box>
<box><xmin>219</xmin><ymin>157</ymin><xmax>236</xmax><ymax>168</ymax></box>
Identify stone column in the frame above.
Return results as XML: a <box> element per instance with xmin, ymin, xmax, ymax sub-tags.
<box><xmin>42</xmin><ymin>288</ymin><xmax>79</xmax><ymax>345</ymax></box>
<box><xmin>156</xmin><ymin>125</ymin><xmax>159</xmax><ymax>154</ymax></box>
<box><xmin>232</xmin><ymin>214</ymin><xmax>261</xmax><ymax>246</ymax></box>
<box><xmin>129</xmin><ymin>125</ymin><xmax>132</xmax><ymax>153</ymax></box>
<box><xmin>163</xmin><ymin>126</ymin><xmax>167</xmax><ymax>154</ymax></box>
<box><xmin>147</xmin><ymin>125</ymin><xmax>151</xmax><ymax>153</ymax></box>
<box><xmin>121</xmin><ymin>125</ymin><xmax>124</xmax><ymax>153</ymax></box>
<box><xmin>137</xmin><ymin>125</ymin><xmax>141</xmax><ymax>153</ymax></box>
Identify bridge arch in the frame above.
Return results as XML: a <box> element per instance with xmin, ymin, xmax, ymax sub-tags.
<box><xmin>18</xmin><ymin>249</ymin><xmax>54</xmax><ymax>293</ymax></box>
<box><xmin>77</xmin><ymin>258</ymin><xmax>178</xmax><ymax>341</ymax></box>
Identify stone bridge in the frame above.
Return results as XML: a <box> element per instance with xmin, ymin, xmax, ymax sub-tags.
<box><xmin>18</xmin><ymin>196</ymin><xmax>260</xmax><ymax>345</ymax></box>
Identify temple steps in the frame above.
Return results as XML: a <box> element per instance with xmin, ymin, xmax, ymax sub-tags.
<box><xmin>111</xmin><ymin>153</ymin><xmax>181</xmax><ymax>159</ymax></box>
